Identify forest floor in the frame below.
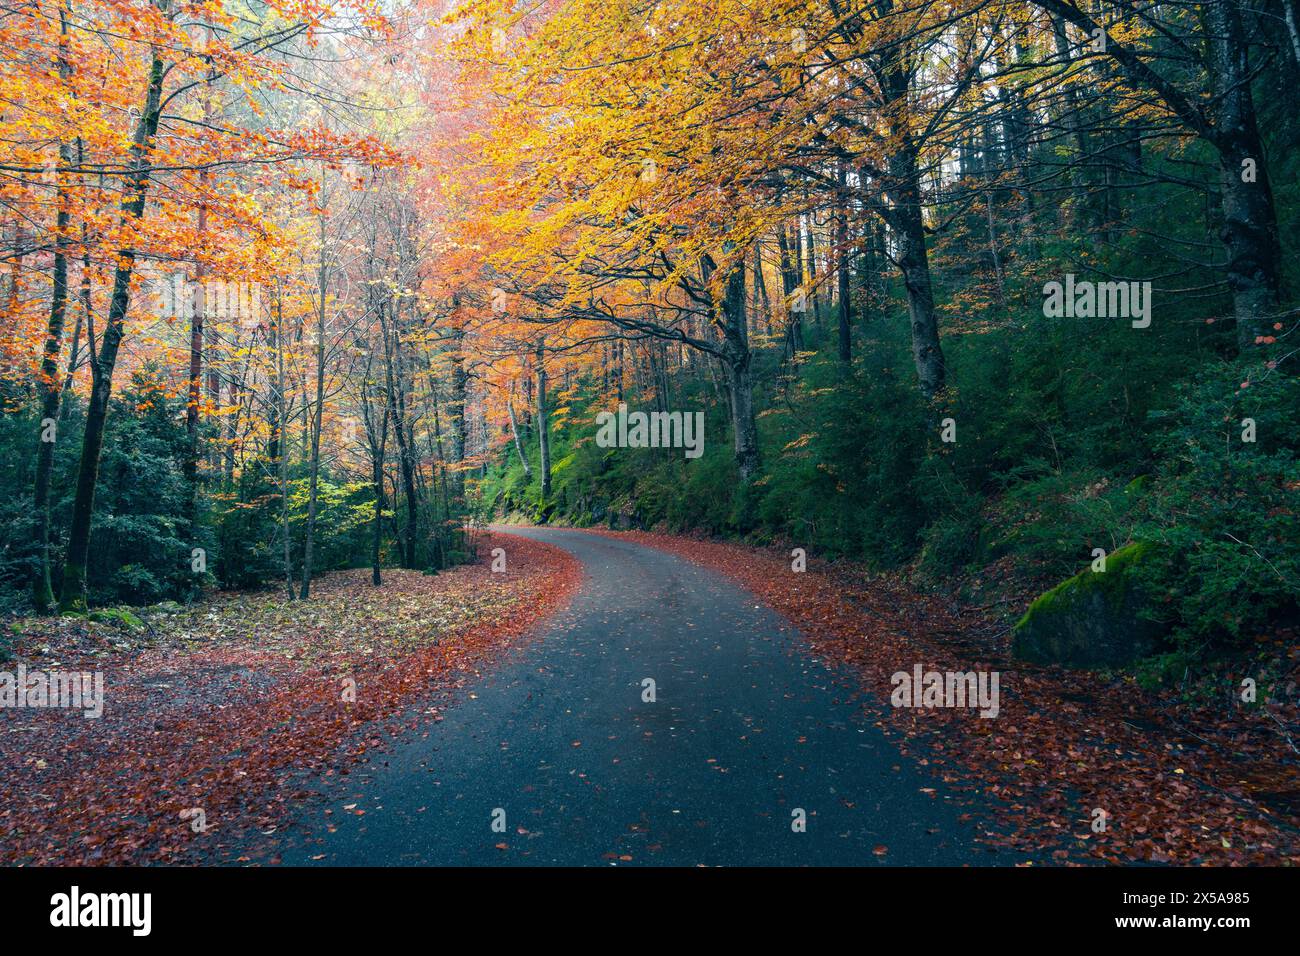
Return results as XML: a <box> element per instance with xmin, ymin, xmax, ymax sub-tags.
<box><xmin>0</xmin><ymin>532</ymin><xmax>581</xmax><ymax>865</ymax></box>
<box><xmin>582</xmin><ymin>528</ymin><xmax>1300</xmax><ymax>864</ymax></box>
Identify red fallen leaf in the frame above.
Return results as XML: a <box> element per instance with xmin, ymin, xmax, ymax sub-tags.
<box><xmin>0</xmin><ymin>535</ymin><xmax>582</xmax><ymax>866</ymax></box>
<box><xmin>591</xmin><ymin>529</ymin><xmax>1300</xmax><ymax>867</ymax></box>
<box><xmin>873</xmin><ymin>845</ymin><xmax>888</xmax><ymax>856</ymax></box>
<box><xmin>495</xmin><ymin>843</ymin><xmax>509</xmax><ymax>850</ymax></box>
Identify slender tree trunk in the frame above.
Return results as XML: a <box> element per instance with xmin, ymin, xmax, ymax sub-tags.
<box><xmin>185</xmin><ymin>179</ymin><xmax>207</xmax><ymax>514</ymax></box>
<box><xmin>370</xmin><ymin>404</ymin><xmax>389</xmax><ymax>587</ymax></box>
<box><xmin>1038</xmin><ymin>0</ymin><xmax>1284</xmax><ymax>350</ymax></box>
<box><xmin>380</xmin><ymin>302</ymin><xmax>419</xmax><ymax>567</ymax></box>
<box><xmin>58</xmin><ymin>36</ymin><xmax>167</xmax><ymax>612</ymax></box>
<box><xmin>299</xmin><ymin>219</ymin><xmax>328</xmax><ymax>600</ymax></box>
<box><xmin>776</xmin><ymin>224</ymin><xmax>803</xmax><ymax>356</ymax></box>
<box><xmin>883</xmin><ymin>120</ymin><xmax>946</xmax><ymax>397</ymax></box>
<box><xmin>1284</xmin><ymin>0</ymin><xmax>1300</xmax><ymax>69</ymax></box>
<box><xmin>450</xmin><ymin>333</ymin><xmax>468</xmax><ymax>470</ymax></box>
<box><xmin>371</xmin><ymin>453</ymin><xmax>385</xmax><ymax>585</ymax></box>
<box><xmin>836</xmin><ymin>161</ymin><xmax>852</xmax><ymax>364</ymax></box>
<box><xmin>1050</xmin><ymin>16</ymin><xmax>1096</xmax><ymax>232</ymax></box>
<box><xmin>396</xmin><ymin>368</ymin><xmax>419</xmax><ymax>566</ymax></box>
<box><xmin>275</xmin><ymin>283</ymin><xmax>294</xmax><ymax>601</ymax></box>
<box><xmin>32</xmin><ymin>130</ymin><xmax>73</xmax><ymax>612</ymax></box>
<box><xmin>804</xmin><ymin>206</ymin><xmax>822</xmax><ymax>323</ymax></box>
<box><xmin>61</xmin><ymin>206</ymin><xmax>89</xmax><ymax>411</ymax></box>
<box><xmin>752</xmin><ymin>243</ymin><xmax>770</xmax><ymax>336</ymax></box>
<box><xmin>613</xmin><ymin>337</ymin><xmax>623</xmax><ymax>401</ymax></box>
<box><xmin>1205</xmin><ymin>0</ymin><xmax>1282</xmax><ymax>349</ymax></box>
<box><xmin>429</xmin><ymin>379</ymin><xmax>453</xmax><ymax>565</ymax></box>
<box><xmin>535</xmin><ymin>340</ymin><xmax>551</xmax><ymax>500</ymax></box>
<box><xmin>507</xmin><ymin>391</ymin><xmax>531</xmax><ymax>477</ymax></box>
<box><xmin>707</xmin><ymin>250</ymin><xmax>760</xmax><ymax>481</ymax></box>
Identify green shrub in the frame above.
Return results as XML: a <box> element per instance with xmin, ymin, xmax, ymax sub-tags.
<box><xmin>1134</xmin><ymin>361</ymin><xmax>1300</xmax><ymax>647</ymax></box>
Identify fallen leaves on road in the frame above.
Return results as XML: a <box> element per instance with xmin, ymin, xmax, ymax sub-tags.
<box><xmin>597</xmin><ymin>529</ymin><xmax>1299</xmax><ymax>866</ymax></box>
<box><xmin>0</xmin><ymin>532</ymin><xmax>580</xmax><ymax>865</ymax></box>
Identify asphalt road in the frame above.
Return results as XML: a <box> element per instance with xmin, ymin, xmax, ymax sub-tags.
<box><xmin>254</xmin><ymin>527</ymin><xmax>997</xmax><ymax>866</ymax></box>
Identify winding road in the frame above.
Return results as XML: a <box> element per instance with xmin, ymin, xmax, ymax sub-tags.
<box><xmin>254</xmin><ymin>527</ymin><xmax>998</xmax><ymax>866</ymax></box>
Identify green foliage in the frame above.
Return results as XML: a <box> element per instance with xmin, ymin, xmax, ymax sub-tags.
<box><xmin>0</xmin><ymin>365</ymin><xmax>426</xmax><ymax>612</ymax></box>
<box><xmin>211</xmin><ymin>463</ymin><xmax>284</xmax><ymax>590</ymax></box>
<box><xmin>1133</xmin><ymin>362</ymin><xmax>1300</xmax><ymax>648</ymax></box>
<box><xmin>0</xmin><ymin>372</ymin><xmax>202</xmax><ymax>612</ymax></box>
<box><xmin>986</xmin><ymin>463</ymin><xmax>1140</xmax><ymax>578</ymax></box>
<box><xmin>475</xmin><ymin>317</ymin><xmax>1296</xmax><ymax>668</ymax></box>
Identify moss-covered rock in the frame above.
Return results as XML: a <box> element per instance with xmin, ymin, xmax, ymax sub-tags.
<box><xmin>1013</xmin><ymin>541</ymin><xmax>1166</xmax><ymax>668</ymax></box>
<box><xmin>88</xmin><ymin>607</ymin><xmax>147</xmax><ymax>633</ymax></box>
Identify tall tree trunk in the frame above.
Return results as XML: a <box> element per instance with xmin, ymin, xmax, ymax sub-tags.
<box><xmin>274</xmin><ymin>283</ymin><xmax>295</xmax><ymax>600</ymax></box>
<box><xmin>835</xmin><ymin>160</ymin><xmax>852</xmax><ymax>364</ymax></box>
<box><xmin>888</xmin><ymin>138</ymin><xmax>947</xmax><ymax>397</ymax></box>
<box><xmin>1037</xmin><ymin>0</ymin><xmax>1284</xmax><ymax>350</ymax></box>
<box><xmin>804</xmin><ymin>206</ymin><xmax>823</xmax><ymax>324</ymax></box>
<box><xmin>507</xmin><ymin>390</ymin><xmax>531</xmax><ymax>477</ymax></box>
<box><xmin>58</xmin><ymin>35</ymin><xmax>167</xmax><ymax>612</ymax></box>
<box><xmin>1049</xmin><ymin>15</ymin><xmax>1097</xmax><ymax>232</ymax></box>
<box><xmin>752</xmin><ymin>243</ymin><xmax>770</xmax><ymax>336</ymax></box>
<box><xmin>371</xmin><ymin>452</ymin><xmax>385</xmax><ymax>585</ymax></box>
<box><xmin>429</xmin><ymin>377</ymin><xmax>453</xmax><ymax>566</ymax></box>
<box><xmin>876</xmin><ymin>32</ymin><xmax>947</xmax><ymax>398</ymax></box>
<box><xmin>450</xmin><ymin>333</ymin><xmax>468</xmax><ymax>471</ymax></box>
<box><xmin>1284</xmin><ymin>0</ymin><xmax>1300</xmax><ymax>69</ymax></box>
<box><xmin>184</xmin><ymin>197</ymin><xmax>207</xmax><ymax>509</ymax></box>
<box><xmin>1205</xmin><ymin>0</ymin><xmax>1282</xmax><ymax>349</ymax></box>
<box><xmin>535</xmin><ymin>340</ymin><xmax>551</xmax><ymax>500</ymax></box>
<box><xmin>299</xmin><ymin>218</ymin><xmax>328</xmax><ymax>600</ymax></box>
<box><xmin>61</xmin><ymin>206</ymin><xmax>89</xmax><ymax>411</ymax></box>
<box><xmin>380</xmin><ymin>302</ymin><xmax>419</xmax><ymax>567</ymax></box>
<box><xmin>776</xmin><ymin>224</ymin><xmax>804</xmax><ymax>357</ymax></box>
<box><xmin>32</xmin><ymin>130</ymin><xmax>73</xmax><ymax>612</ymax></box>
<box><xmin>706</xmin><ymin>249</ymin><xmax>760</xmax><ymax>481</ymax></box>
<box><xmin>370</xmin><ymin>402</ymin><xmax>389</xmax><ymax>587</ymax></box>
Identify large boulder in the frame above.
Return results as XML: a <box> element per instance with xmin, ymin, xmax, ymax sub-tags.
<box><xmin>1013</xmin><ymin>541</ymin><xmax>1166</xmax><ymax>668</ymax></box>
